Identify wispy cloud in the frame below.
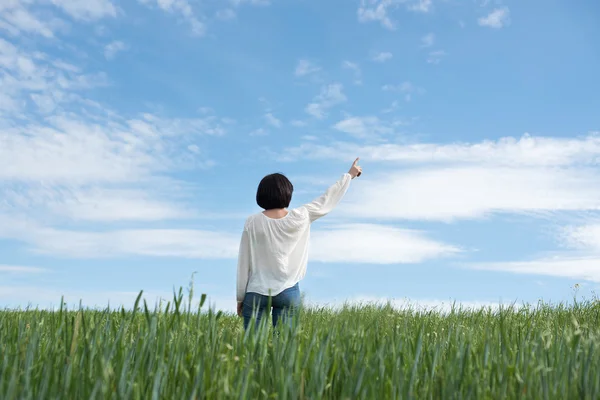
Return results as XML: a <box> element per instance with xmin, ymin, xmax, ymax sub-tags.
<box><xmin>478</xmin><ymin>7</ymin><xmax>510</xmax><ymax>29</ymax></box>
<box><xmin>305</xmin><ymin>83</ymin><xmax>347</xmax><ymax>119</ymax></box>
<box><xmin>0</xmin><ymin>37</ymin><xmax>108</xmax><ymax>117</ymax></box>
<box><xmin>265</xmin><ymin>112</ymin><xmax>282</xmax><ymax>128</ymax></box>
<box><xmin>476</xmin><ymin>224</ymin><xmax>600</xmax><ymax>282</ymax></box>
<box><xmin>382</xmin><ymin>81</ymin><xmax>423</xmax><ymax>101</ymax></box>
<box><xmin>104</xmin><ymin>40</ymin><xmax>128</xmax><ymax>60</ymax></box>
<box><xmin>0</xmin><ymin>113</ymin><xmax>223</xmax><ymax>184</ymax></box>
<box><xmin>0</xmin><ymin>2</ymin><xmax>56</xmax><ymax>38</ymax></box>
<box><xmin>286</xmin><ymin>134</ymin><xmax>600</xmax><ymax>166</ymax></box>
<box><xmin>408</xmin><ymin>0</ymin><xmax>432</xmax><ymax>13</ymax></box>
<box><xmin>0</xmin><ymin>33</ymin><xmax>229</xmax><ymax>234</ymax></box>
<box><xmin>342</xmin><ymin>61</ymin><xmax>362</xmax><ymax>85</ymax></box>
<box><xmin>291</xmin><ymin>120</ymin><xmax>307</xmax><ymax>127</ymax></box>
<box><xmin>372</xmin><ymin>51</ymin><xmax>393</xmax><ymax>62</ymax></box>
<box><xmin>250</xmin><ymin>127</ymin><xmax>268</xmax><ymax>136</ymax></box>
<box><xmin>0</xmin><ymin>211</ymin><xmax>240</xmax><ymax>258</ymax></box>
<box><xmin>427</xmin><ymin>50</ymin><xmax>446</xmax><ymax>64</ymax></box>
<box><xmin>311</xmin><ymin>224</ymin><xmax>459</xmax><ymax>264</ymax></box>
<box><xmin>139</xmin><ymin>0</ymin><xmax>205</xmax><ymax>35</ymax></box>
<box><xmin>0</xmin><ymin>265</ymin><xmax>47</xmax><ymax>274</ymax></box>
<box><xmin>358</xmin><ymin>0</ymin><xmax>433</xmax><ymax>29</ymax></box>
<box><xmin>469</xmin><ymin>257</ymin><xmax>600</xmax><ymax>283</ymax></box>
<box><xmin>358</xmin><ymin>0</ymin><xmax>396</xmax><ymax>30</ymax></box>
<box><xmin>50</xmin><ymin>0</ymin><xmax>117</xmax><ymax>21</ymax></box>
<box><xmin>295</xmin><ymin>59</ymin><xmax>321</xmax><ymax>77</ymax></box>
<box><xmin>46</xmin><ymin>188</ymin><xmax>194</xmax><ymax>222</ymax></box>
<box><xmin>382</xmin><ymin>81</ymin><xmax>416</xmax><ymax>92</ymax></box>
<box><xmin>216</xmin><ymin>8</ymin><xmax>236</xmax><ymax>20</ymax></box>
<box><xmin>333</xmin><ymin>116</ymin><xmax>396</xmax><ymax>139</ymax></box>
<box><xmin>421</xmin><ymin>33</ymin><xmax>435</xmax><ymax>47</ymax></box>
<box><xmin>339</xmin><ymin>167</ymin><xmax>600</xmax><ymax>222</ymax></box>
<box><xmin>231</xmin><ymin>0</ymin><xmax>271</xmax><ymax>6</ymax></box>
<box><xmin>279</xmin><ymin>134</ymin><xmax>600</xmax><ymax>221</ymax></box>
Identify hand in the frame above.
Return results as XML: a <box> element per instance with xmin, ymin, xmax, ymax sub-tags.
<box><xmin>237</xmin><ymin>301</ymin><xmax>243</xmax><ymax>317</ymax></box>
<box><xmin>348</xmin><ymin>157</ymin><xmax>362</xmax><ymax>179</ymax></box>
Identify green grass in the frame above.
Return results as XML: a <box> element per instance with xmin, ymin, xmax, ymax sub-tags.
<box><xmin>1</xmin><ymin>290</ymin><xmax>600</xmax><ymax>399</ymax></box>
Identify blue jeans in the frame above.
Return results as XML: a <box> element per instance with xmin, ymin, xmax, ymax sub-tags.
<box><xmin>242</xmin><ymin>283</ymin><xmax>301</xmax><ymax>330</ymax></box>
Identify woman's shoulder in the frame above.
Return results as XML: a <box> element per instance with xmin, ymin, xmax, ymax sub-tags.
<box><xmin>288</xmin><ymin>206</ymin><xmax>311</xmax><ymax>220</ymax></box>
<box><xmin>244</xmin><ymin>212</ymin><xmax>263</xmax><ymax>224</ymax></box>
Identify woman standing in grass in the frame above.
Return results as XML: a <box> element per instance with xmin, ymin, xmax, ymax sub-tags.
<box><xmin>236</xmin><ymin>158</ymin><xmax>363</xmax><ymax>329</ymax></box>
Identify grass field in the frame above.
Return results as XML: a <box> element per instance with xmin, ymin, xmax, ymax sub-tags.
<box><xmin>1</xmin><ymin>289</ymin><xmax>600</xmax><ymax>399</ymax></box>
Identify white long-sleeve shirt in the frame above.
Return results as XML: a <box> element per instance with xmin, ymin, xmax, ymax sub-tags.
<box><xmin>236</xmin><ymin>173</ymin><xmax>353</xmax><ymax>301</ymax></box>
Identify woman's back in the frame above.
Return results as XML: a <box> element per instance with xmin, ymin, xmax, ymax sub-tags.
<box><xmin>243</xmin><ymin>208</ymin><xmax>311</xmax><ymax>295</ymax></box>
<box><xmin>236</xmin><ymin>159</ymin><xmax>363</xmax><ymax>326</ymax></box>
<box><xmin>237</xmin><ymin>171</ymin><xmax>357</xmax><ymax>300</ymax></box>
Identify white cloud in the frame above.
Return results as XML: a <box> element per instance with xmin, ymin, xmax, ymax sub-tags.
<box><xmin>561</xmin><ymin>224</ymin><xmax>600</xmax><ymax>252</ymax></box>
<box><xmin>382</xmin><ymin>81</ymin><xmax>422</xmax><ymax>101</ymax></box>
<box><xmin>279</xmin><ymin>134</ymin><xmax>600</xmax><ymax>221</ymax></box>
<box><xmin>341</xmin><ymin>166</ymin><xmax>600</xmax><ymax>222</ymax></box>
<box><xmin>342</xmin><ymin>61</ymin><xmax>362</xmax><ymax>85</ymax></box>
<box><xmin>216</xmin><ymin>8</ymin><xmax>236</xmax><ymax>20</ymax></box>
<box><xmin>409</xmin><ymin>0</ymin><xmax>432</xmax><ymax>13</ymax></box>
<box><xmin>358</xmin><ymin>0</ymin><xmax>433</xmax><ymax>29</ymax></box>
<box><xmin>291</xmin><ymin>120</ymin><xmax>307</xmax><ymax>127</ymax></box>
<box><xmin>471</xmin><ymin>224</ymin><xmax>600</xmax><ymax>283</ymax></box>
<box><xmin>0</xmin><ymin>265</ymin><xmax>47</xmax><ymax>273</ymax></box>
<box><xmin>295</xmin><ymin>59</ymin><xmax>320</xmax><ymax>77</ymax></box>
<box><xmin>310</xmin><ymin>223</ymin><xmax>460</xmax><ymax>264</ymax></box>
<box><xmin>231</xmin><ymin>0</ymin><xmax>271</xmax><ymax>6</ymax></box>
<box><xmin>478</xmin><ymin>7</ymin><xmax>510</xmax><ymax>29</ymax></box>
<box><xmin>250</xmin><ymin>128</ymin><xmax>268</xmax><ymax>136</ymax></box>
<box><xmin>265</xmin><ymin>112</ymin><xmax>282</xmax><ymax>128</ymax></box>
<box><xmin>139</xmin><ymin>0</ymin><xmax>205</xmax><ymax>36</ymax></box>
<box><xmin>49</xmin><ymin>188</ymin><xmax>192</xmax><ymax>222</ymax></box>
<box><xmin>1</xmin><ymin>181</ymin><xmax>208</xmax><ymax>224</ymax></box>
<box><xmin>357</xmin><ymin>0</ymin><xmax>396</xmax><ymax>30</ymax></box>
<box><xmin>0</xmin><ymin>3</ymin><xmax>55</xmax><ymax>38</ymax></box>
<box><xmin>421</xmin><ymin>33</ymin><xmax>435</xmax><ymax>47</ymax></box>
<box><xmin>0</xmin><ymin>213</ymin><xmax>239</xmax><ymax>258</ymax></box>
<box><xmin>104</xmin><ymin>40</ymin><xmax>128</xmax><ymax>60</ymax></box>
<box><xmin>0</xmin><ymin>113</ymin><xmax>222</xmax><ymax>183</ymax></box>
<box><xmin>382</xmin><ymin>81</ymin><xmax>416</xmax><ymax>92</ymax></box>
<box><xmin>0</xmin><ymin>36</ymin><xmax>228</xmax><ymax>230</ymax></box>
<box><xmin>305</xmin><ymin>83</ymin><xmax>347</xmax><ymax>119</ymax></box>
<box><xmin>427</xmin><ymin>50</ymin><xmax>446</xmax><ymax>64</ymax></box>
<box><xmin>333</xmin><ymin>116</ymin><xmax>394</xmax><ymax>138</ymax></box>
<box><xmin>381</xmin><ymin>100</ymin><xmax>400</xmax><ymax>114</ymax></box>
<box><xmin>282</xmin><ymin>134</ymin><xmax>600</xmax><ymax>167</ymax></box>
<box><xmin>469</xmin><ymin>257</ymin><xmax>600</xmax><ymax>283</ymax></box>
<box><xmin>0</xmin><ymin>38</ymin><xmax>109</xmax><ymax>116</ymax></box>
<box><xmin>372</xmin><ymin>51</ymin><xmax>393</xmax><ymax>62</ymax></box>
<box><xmin>50</xmin><ymin>0</ymin><xmax>117</xmax><ymax>21</ymax></box>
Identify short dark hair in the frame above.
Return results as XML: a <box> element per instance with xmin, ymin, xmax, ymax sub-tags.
<box><xmin>256</xmin><ymin>173</ymin><xmax>293</xmax><ymax>210</ymax></box>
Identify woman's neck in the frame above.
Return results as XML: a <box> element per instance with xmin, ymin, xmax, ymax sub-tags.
<box><xmin>262</xmin><ymin>208</ymin><xmax>288</xmax><ymax>219</ymax></box>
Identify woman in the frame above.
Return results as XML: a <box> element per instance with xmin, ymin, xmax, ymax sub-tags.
<box><xmin>236</xmin><ymin>158</ymin><xmax>363</xmax><ymax>329</ymax></box>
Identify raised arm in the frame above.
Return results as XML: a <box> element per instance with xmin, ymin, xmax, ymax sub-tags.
<box><xmin>302</xmin><ymin>158</ymin><xmax>362</xmax><ymax>223</ymax></box>
<box><xmin>236</xmin><ymin>229</ymin><xmax>251</xmax><ymax>303</ymax></box>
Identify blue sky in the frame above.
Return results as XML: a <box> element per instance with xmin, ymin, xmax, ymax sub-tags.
<box><xmin>1</xmin><ymin>0</ymin><xmax>600</xmax><ymax>312</ymax></box>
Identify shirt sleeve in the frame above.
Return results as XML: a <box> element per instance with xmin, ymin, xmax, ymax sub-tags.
<box><xmin>302</xmin><ymin>173</ymin><xmax>352</xmax><ymax>223</ymax></box>
<box><xmin>236</xmin><ymin>229</ymin><xmax>251</xmax><ymax>302</ymax></box>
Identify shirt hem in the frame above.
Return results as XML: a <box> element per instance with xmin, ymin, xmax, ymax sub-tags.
<box><xmin>244</xmin><ymin>281</ymin><xmax>300</xmax><ymax>298</ymax></box>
